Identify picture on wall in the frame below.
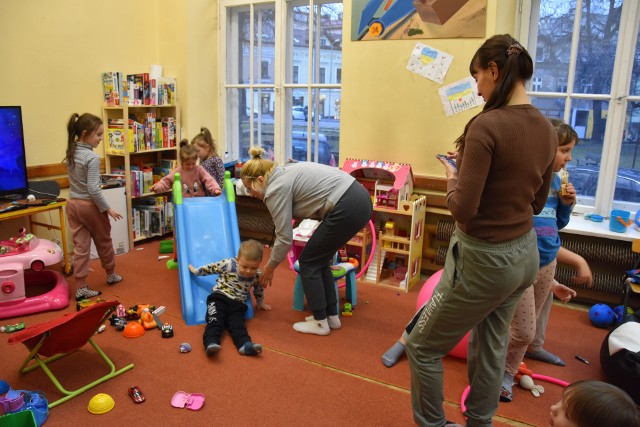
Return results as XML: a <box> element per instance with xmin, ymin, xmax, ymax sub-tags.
<box><xmin>352</xmin><ymin>0</ymin><xmax>486</xmax><ymax>41</ymax></box>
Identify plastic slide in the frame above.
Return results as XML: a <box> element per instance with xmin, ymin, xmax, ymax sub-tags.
<box><xmin>173</xmin><ymin>171</ymin><xmax>252</xmax><ymax>325</ymax></box>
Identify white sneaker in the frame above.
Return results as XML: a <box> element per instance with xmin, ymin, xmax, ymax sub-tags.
<box><xmin>305</xmin><ymin>315</ymin><xmax>341</xmax><ymax>329</ymax></box>
<box><xmin>293</xmin><ymin>318</ymin><xmax>330</xmax><ymax>336</ymax></box>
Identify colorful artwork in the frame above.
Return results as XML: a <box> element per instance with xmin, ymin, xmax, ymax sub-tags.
<box><xmin>438</xmin><ymin>77</ymin><xmax>485</xmax><ymax>116</ymax></box>
<box><xmin>406</xmin><ymin>43</ymin><xmax>452</xmax><ymax>84</ymax></box>
<box><xmin>352</xmin><ymin>0</ymin><xmax>486</xmax><ymax>41</ymax></box>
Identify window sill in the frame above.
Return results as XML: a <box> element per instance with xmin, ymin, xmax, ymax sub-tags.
<box><xmin>562</xmin><ymin>213</ymin><xmax>640</xmax><ymax>242</ymax></box>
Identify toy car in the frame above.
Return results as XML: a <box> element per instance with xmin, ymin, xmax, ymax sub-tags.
<box><xmin>0</xmin><ymin>228</ymin><xmax>63</xmax><ymax>272</ymax></box>
<box><xmin>128</xmin><ymin>386</ymin><xmax>145</xmax><ymax>403</ymax></box>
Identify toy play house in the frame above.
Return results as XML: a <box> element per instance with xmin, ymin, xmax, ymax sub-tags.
<box><xmin>342</xmin><ymin>159</ymin><xmax>425</xmax><ymax>292</ymax></box>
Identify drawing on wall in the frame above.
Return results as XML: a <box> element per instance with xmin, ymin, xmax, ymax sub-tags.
<box><xmin>352</xmin><ymin>0</ymin><xmax>486</xmax><ymax>41</ymax></box>
<box><xmin>406</xmin><ymin>43</ymin><xmax>452</xmax><ymax>84</ymax></box>
<box><xmin>438</xmin><ymin>77</ymin><xmax>485</xmax><ymax>116</ymax></box>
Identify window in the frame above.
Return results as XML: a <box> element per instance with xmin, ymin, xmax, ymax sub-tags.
<box><xmin>519</xmin><ymin>0</ymin><xmax>640</xmax><ymax>215</ymax></box>
<box><xmin>220</xmin><ymin>0</ymin><xmax>342</xmax><ymax>167</ymax></box>
<box><xmin>532</xmin><ymin>76</ymin><xmax>542</xmax><ymax>91</ymax></box>
<box><xmin>336</xmin><ymin>67</ymin><xmax>341</xmax><ymax>84</ymax></box>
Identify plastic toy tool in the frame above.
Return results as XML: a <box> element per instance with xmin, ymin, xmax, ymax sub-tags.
<box><xmin>171</xmin><ymin>391</ymin><xmax>205</xmax><ymax>410</ymax></box>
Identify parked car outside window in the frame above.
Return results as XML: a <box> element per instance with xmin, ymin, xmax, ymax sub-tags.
<box><xmin>567</xmin><ymin>165</ymin><xmax>640</xmax><ymax>203</ymax></box>
<box><xmin>291</xmin><ymin>131</ymin><xmax>335</xmax><ymax>166</ymax></box>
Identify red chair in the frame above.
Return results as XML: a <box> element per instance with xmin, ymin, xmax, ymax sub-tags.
<box><xmin>8</xmin><ymin>300</ymin><xmax>134</xmax><ymax>408</ymax></box>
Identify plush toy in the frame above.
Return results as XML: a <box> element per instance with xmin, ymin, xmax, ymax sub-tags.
<box><xmin>515</xmin><ymin>363</ymin><xmax>545</xmax><ymax>398</ymax></box>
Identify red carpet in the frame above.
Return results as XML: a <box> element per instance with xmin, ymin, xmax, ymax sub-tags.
<box><xmin>0</xmin><ymin>239</ymin><xmax>609</xmax><ymax>426</ymax></box>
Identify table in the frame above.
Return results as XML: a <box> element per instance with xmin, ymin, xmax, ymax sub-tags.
<box><xmin>0</xmin><ymin>200</ymin><xmax>70</xmax><ymax>274</ymax></box>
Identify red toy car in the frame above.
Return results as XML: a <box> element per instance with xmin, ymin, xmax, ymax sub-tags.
<box><xmin>128</xmin><ymin>386</ymin><xmax>145</xmax><ymax>403</ymax></box>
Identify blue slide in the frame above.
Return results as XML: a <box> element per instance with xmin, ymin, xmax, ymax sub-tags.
<box><xmin>173</xmin><ymin>172</ymin><xmax>253</xmax><ymax>325</ymax></box>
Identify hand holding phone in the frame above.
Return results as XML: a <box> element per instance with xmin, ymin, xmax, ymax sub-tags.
<box><xmin>436</xmin><ymin>154</ymin><xmax>457</xmax><ymax>170</ymax></box>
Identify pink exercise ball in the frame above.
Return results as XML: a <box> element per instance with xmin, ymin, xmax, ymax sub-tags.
<box><xmin>416</xmin><ymin>269</ymin><xmax>469</xmax><ymax>360</ymax></box>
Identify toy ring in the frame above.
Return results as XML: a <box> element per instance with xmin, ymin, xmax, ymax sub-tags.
<box><xmin>460</xmin><ymin>374</ymin><xmax>568</xmax><ymax>414</ymax></box>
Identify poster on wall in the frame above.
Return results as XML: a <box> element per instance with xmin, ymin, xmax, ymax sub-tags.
<box><xmin>406</xmin><ymin>43</ymin><xmax>452</xmax><ymax>84</ymax></box>
<box><xmin>352</xmin><ymin>0</ymin><xmax>486</xmax><ymax>41</ymax></box>
<box><xmin>438</xmin><ymin>76</ymin><xmax>485</xmax><ymax>116</ymax></box>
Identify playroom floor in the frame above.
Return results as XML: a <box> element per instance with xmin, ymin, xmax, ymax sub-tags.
<box><xmin>0</xmin><ymin>239</ymin><xmax>609</xmax><ymax>426</ymax></box>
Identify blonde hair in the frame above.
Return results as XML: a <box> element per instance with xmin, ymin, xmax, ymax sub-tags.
<box><xmin>238</xmin><ymin>239</ymin><xmax>263</xmax><ymax>262</ymax></box>
<box><xmin>178</xmin><ymin>139</ymin><xmax>198</xmax><ymax>164</ymax></box>
<box><xmin>240</xmin><ymin>147</ymin><xmax>276</xmax><ymax>183</ymax></box>
<box><xmin>191</xmin><ymin>127</ymin><xmax>218</xmax><ymax>158</ymax></box>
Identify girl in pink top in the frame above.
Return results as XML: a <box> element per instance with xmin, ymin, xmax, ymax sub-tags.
<box><xmin>150</xmin><ymin>140</ymin><xmax>222</xmax><ymax>197</ymax></box>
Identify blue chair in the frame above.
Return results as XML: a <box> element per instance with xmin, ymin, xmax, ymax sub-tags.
<box><xmin>292</xmin><ymin>260</ymin><xmax>357</xmax><ymax>312</ymax></box>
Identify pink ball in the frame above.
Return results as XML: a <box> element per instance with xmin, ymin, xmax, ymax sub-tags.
<box><xmin>416</xmin><ymin>269</ymin><xmax>469</xmax><ymax>360</ymax></box>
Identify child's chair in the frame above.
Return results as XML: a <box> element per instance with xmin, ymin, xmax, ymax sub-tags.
<box><xmin>292</xmin><ymin>259</ymin><xmax>357</xmax><ymax>312</ymax></box>
<box><xmin>8</xmin><ymin>300</ymin><xmax>134</xmax><ymax>408</ymax></box>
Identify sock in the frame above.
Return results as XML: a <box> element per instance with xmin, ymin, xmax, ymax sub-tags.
<box><xmin>293</xmin><ymin>318</ymin><xmax>330</xmax><ymax>336</ymax></box>
<box><xmin>305</xmin><ymin>315</ymin><xmax>341</xmax><ymax>329</ymax></box>
<box><xmin>107</xmin><ymin>273</ymin><xmax>123</xmax><ymax>285</ymax></box>
<box><xmin>382</xmin><ymin>341</ymin><xmax>406</xmax><ymax>367</ymax></box>
<box><xmin>206</xmin><ymin>343</ymin><xmax>221</xmax><ymax>355</ymax></box>
<box><xmin>239</xmin><ymin>342</ymin><xmax>262</xmax><ymax>356</ymax></box>
<box><xmin>525</xmin><ymin>348</ymin><xmax>566</xmax><ymax>367</ymax></box>
<box><xmin>75</xmin><ymin>286</ymin><xmax>101</xmax><ymax>301</ymax></box>
<box><xmin>500</xmin><ymin>372</ymin><xmax>514</xmax><ymax>403</ymax></box>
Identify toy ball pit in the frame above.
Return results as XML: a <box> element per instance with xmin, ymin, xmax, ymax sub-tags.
<box><xmin>589</xmin><ymin>303</ymin><xmax>615</xmax><ymax>328</ymax></box>
<box><xmin>417</xmin><ymin>269</ymin><xmax>470</xmax><ymax>360</ymax></box>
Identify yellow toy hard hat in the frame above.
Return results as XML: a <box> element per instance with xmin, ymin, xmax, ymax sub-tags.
<box><xmin>88</xmin><ymin>393</ymin><xmax>115</xmax><ymax>414</ymax></box>
<box><xmin>123</xmin><ymin>321</ymin><xmax>145</xmax><ymax>338</ymax></box>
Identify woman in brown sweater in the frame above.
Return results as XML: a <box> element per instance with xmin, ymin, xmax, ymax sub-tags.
<box><xmin>405</xmin><ymin>34</ymin><xmax>557</xmax><ymax>427</ymax></box>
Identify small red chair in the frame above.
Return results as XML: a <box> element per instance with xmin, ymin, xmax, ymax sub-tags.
<box><xmin>8</xmin><ymin>300</ymin><xmax>134</xmax><ymax>408</ymax></box>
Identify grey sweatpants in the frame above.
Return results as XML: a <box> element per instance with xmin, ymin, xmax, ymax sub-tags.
<box><xmin>405</xmin><ymin>227</ymin><xmax>538</xmax><ymax>427</ymax></box>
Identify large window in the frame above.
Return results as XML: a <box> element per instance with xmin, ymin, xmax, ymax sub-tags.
<box><xmin>519</xmin><ymin>0</ymin><xmax>640</xmax><ymax>214</ymax></box>
<box><xmin>220</xmin><ymin>0</ymin><xmax>342</xmax><ymax>167</ymax></box>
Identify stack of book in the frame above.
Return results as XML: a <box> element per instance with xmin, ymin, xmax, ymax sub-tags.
<box><xmin>132</xmin><ymin>196</ymin><xmax>173</xmax><ymax>240</ymax></box>
<box><xmin>101</xmin><ymin>70</ymin><xmax>176</xmax><ymax>106</ymax></box>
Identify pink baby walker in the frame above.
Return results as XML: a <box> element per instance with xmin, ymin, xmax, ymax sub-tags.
<box><xmin>0</xmin><ymin>228</ymin><xmax>69</xmax><ymax>319</ymax></box>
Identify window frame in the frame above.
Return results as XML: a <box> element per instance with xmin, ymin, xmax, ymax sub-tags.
<box><xmin>218</xmin><ymin>0</ymin><xmax>342</xmax><ymax>166</ymax></box>
<box><xmin>516</xmin><ymin>0</ymin><xmax>640</xmax><ymax>216</ymax></box>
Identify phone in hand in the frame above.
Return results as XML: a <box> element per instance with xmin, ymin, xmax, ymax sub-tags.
<box><xmin>436</xmin><ymin>154</ymin><xmax>457</xmax><ymax>170</ymax></box>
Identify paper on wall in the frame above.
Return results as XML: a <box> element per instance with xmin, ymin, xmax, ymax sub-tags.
<box><xmin>438</xmin><ymin>76</ymin><xmax>485</xmax><ymax>116</ymax></box>
<box><xmin>406</xmin><ymin>43</ymin><xmax>452</xmax><ymax>84</ymax></box>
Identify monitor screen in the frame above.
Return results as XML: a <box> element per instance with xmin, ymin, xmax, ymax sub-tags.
<box><xmin>0</xmin><ymin>106</ymin><xmax>29</xmax><ymax>200</ymax></box>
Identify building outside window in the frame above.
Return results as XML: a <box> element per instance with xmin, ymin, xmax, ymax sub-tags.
<box><xmin>220</xmin><ymin>0</ymin><xmax>342</xmax><ymax>166</ymax></box>
<box><xmin>519</xmin><ymin>0</ymin><xmax>640</xmax><ymax>214</ymax></box>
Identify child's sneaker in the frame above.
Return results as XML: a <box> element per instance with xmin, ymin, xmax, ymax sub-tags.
<box><xmin>107</xmin><ymin>273</ymin><xmax>123</xmax><ymax>285</ymax></box>
<box><xmin>293</xmin><ymin>318</ymin><xmax>330</xmax><ymax>336</ymax></box>
<box><xmin>75</xmin><ymin>286</ymin><xmax>102</xmax><ymax>301</ymax></box>
<box><xmin>305</xmin><ymin>315</ymin><xmax>341</xmax><ymax>329</ymax></box>
<box><xmin>239</xmin><ymin>342</ymin><xmax>262</xmax><ymax>356</ymax></box>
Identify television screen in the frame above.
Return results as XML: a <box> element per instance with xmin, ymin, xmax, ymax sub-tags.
<box><xmin>0</xmin><ymin>106</ymin><xmax>29</xmax><ymax>200</ymax></box>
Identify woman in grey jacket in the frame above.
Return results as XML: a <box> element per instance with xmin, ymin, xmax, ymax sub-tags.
<box><xmin>241</xmin><ymin>147</ymin><xmax>372</xmax><ymax>335</ymax></box>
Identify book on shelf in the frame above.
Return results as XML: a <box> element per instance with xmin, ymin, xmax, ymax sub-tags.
<box><xmin>158</xmin><ymin>77</ymin><xmax>176</xmax><ymax>105</ymax></box>
<box><xmin>101</xmin><ymin>72</ymin><xmax>121</xmax><ymax>106</ymax></box>
<box><xmin>160</xmin><ymin>158</ymin><xmax>178</xmax><ymax>170</ymax></box>
<box><xmin>106</xmin><ymin>128</ymin><xmax>124</xmax><ymax>154</ymax></box>
<box><xmin>143</xmin><ymin>73</ymin><xmax>150</xmax><ymax>105</ymax></box>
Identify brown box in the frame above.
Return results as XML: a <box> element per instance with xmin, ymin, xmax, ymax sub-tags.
<box><xmin>413</xmin><ymin>0</ymin><xmax>469</xmax><ymax>25</ymax></box>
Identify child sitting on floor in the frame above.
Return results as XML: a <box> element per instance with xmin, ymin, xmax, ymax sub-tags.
<box><xmin>189</xmin><ymin>239</ymin><xmax>271</xmax><ymax>356</ymax></box>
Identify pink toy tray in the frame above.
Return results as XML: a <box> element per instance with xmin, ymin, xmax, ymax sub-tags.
<box><xmin>171</xmin><ymin>391</ymin><xmax>205</xmax><ymax>410</ymax></box>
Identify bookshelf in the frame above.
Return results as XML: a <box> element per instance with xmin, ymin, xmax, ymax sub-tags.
<box><xmin>102</xmin><ymin>104</ymin><xmax>180</xmax><ymax>249</ymax></box>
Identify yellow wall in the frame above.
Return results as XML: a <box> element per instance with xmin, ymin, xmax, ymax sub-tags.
<box><xmin>0</xmin><ymin>0</ymin><xmax>517</xmax><ymax>175</ymax></box>
<box><xmin>341</xmin><ymin>0</ymin><xmax>516</xmax><ymax>176</ymax></box>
